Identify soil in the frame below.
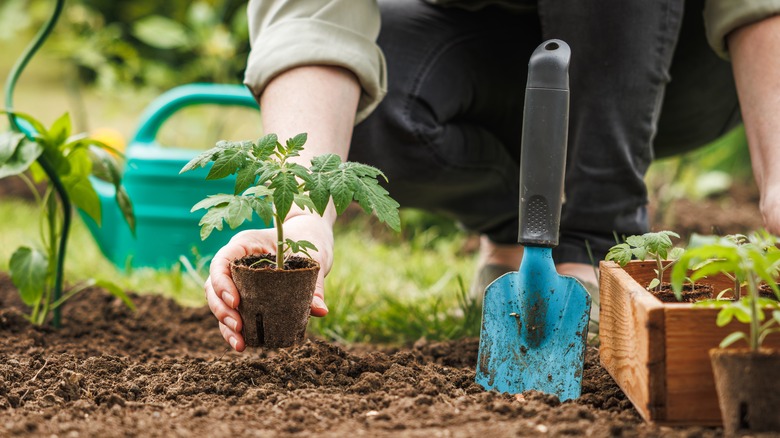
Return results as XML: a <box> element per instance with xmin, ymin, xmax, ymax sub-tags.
<box><xmin>0</xmin><ymin>275</ymin><xmax>724</xmax><ymax>437</ymax></box>
<box><xmin>0</xmin><ymin>169</ymin><xmax>761</xmax><ymax>437</ymax></box>
<box><xmin>649</xmin><ymin>283</ymin><xmax>714</xmax><ymax>303</ymax></box>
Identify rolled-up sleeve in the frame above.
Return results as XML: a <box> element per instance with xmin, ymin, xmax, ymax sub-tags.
<box><xmin>243</xmin><ymin>0</ymin><xmax>387</xmax><ymax>124</ymax></box>
<box><xmin>704</xmin><ymin>0</ymin><xmax>780</xmax><ymax>59</ymax></box>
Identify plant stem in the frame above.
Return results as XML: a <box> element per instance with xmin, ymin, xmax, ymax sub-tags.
<box><xmin>4</xmin><ymin>0</ymin><xmax>67</xmax><ymax>328</ymax></box>
<box><xmin>275</xmin><ymin>213</ymin><xmax>284</xmax><ymax>270</ymax></box>
<box><xmin>655</xmin><ymin>255</ymin><xmax>664</xmax><ymax>292</ymax></box>
<box><xmin>747</xmin><ymin>273</ymin><xmax>760</xmax><ymax>351</ymax></box>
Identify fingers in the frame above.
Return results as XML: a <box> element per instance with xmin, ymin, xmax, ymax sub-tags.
<box><xmin>219</xmin><ymin>321</ymin><xmax>245</xmax><ymax>352</ymax></box>
<box><xmin>206</xmin><ymin>274</ymin><xmax>245</xmax><ymax>351</ymax></box>
<box><xmin>310</xmin><ymin>268</ymin><xmax>329</xmax><ymax>317</ymax></box>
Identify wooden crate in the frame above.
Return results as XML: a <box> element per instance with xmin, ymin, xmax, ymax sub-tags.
<box><xmin>598</xmin><ymin>260</ymin><xmax>780</xmax><ymax>426</ymax></box>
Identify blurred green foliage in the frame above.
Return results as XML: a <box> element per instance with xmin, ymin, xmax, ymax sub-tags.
<box><xmin>2</xmin><ymin>0</ymin><xmax>249</xmax><ymax>91</ymax></box>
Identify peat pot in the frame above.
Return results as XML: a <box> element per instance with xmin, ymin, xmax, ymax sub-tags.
<box><xmin>230</xmin><ymin>254</ymin><xmax>319</xmax><ymax>348</ymax></box>
<box><xmin>710</xmin><ymin>348</ymin><xmax>780</xmax><ymax>435</ymax></box>
<box><xmin>599</xmin><ymin>260</ymin><xmax>780</xmax><ymax>426</ymax></box>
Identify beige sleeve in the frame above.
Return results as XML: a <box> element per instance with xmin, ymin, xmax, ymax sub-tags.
<box><xmin>243</xmin><ymin>0</ymin><xmax>387</xmax><ymax>124</ymax></box>
<box><xmin>704</xmin><ymin>0</ymin><xmax>780</xmax><ymax>59</ymax></box>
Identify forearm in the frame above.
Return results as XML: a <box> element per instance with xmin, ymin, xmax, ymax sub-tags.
<box><xmin>260</xmin><ymin>65</ymin><xmax>361</xmax><ymax>225</ymax></box>
<box><xmin>729</xmin><ymin>15</ymin><xmax>780</xmax><ymax>230</ymax></box>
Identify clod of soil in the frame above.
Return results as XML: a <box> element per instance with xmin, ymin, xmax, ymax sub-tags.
<box><xmin>230</xmin><ymin>254</ymin><xmax>319</xmax><ymax>348</ymax></box>
<box><xmin>0</xmin><ymin>274</ymin><xmax>726</xmax><ymax>436</ymax></box>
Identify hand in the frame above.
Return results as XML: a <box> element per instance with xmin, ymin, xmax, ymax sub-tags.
<box><xmin>759</xmin><ymin>183</ymin><xmax>780</xmax><ymax>236</ymax></box>
<box><xmin>205</xmin><ymin>214</ymin><xmax>334</xmax><ymax>351</ymax></box>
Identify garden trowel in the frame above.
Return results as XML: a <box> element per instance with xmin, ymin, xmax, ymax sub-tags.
<box><xmin>475</xmin><ymin>40</ymin><xmax>591</xmax><ymax>402</ymax></box>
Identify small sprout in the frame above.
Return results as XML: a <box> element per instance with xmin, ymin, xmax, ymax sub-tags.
<box><xmin>606</xmin><ymin>231</ymin><xmax>682</xmax><ymax>293</ymax></box>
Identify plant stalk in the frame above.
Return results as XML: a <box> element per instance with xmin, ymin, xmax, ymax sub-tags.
<box><xmin>4</xmin><ymin>0</ymin><xmax>68</xmax><ymax>328</ymax></box>
<box><xmin>275</xmin><ymin>213</ymin><xmax>284</xmax><ymax>270</ymax></box>
<box><xmin>747</xmin><ymin>273</ymin><xmax>760</xmax><ymax>351</ymax></box>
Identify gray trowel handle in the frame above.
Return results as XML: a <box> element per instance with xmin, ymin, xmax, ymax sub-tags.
<box><xmin>518</xmin><ymin>40</ymin><xmax>570</xmax><ymax>248</ymax></box>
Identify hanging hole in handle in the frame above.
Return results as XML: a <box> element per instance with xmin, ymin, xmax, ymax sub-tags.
<box><xmin>545</xmin><ymin>42</ymin><xmax>559</xmax><ymax>51</ymax></box>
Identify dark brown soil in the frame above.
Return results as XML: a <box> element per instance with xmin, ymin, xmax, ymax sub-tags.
<box><xmin>0</xmin><ymin>275</ymin><xmax>724</xmax><ymax>437</ymax></box>
<box><xmin>649</xmin><ymin>283</ymin><xmax>714</xmax><ymax>303</ymax></box>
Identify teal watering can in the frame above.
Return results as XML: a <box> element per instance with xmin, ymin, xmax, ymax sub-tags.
<box><xmin>82</xmin><ymin>83</ymin><xmax>268</xmax><ymax>269</ymax></box>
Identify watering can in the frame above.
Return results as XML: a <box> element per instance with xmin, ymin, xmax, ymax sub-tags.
<box><xmin>81</xmin><ymin>83</ymin><xmax>268</xmax><ymax>270</ymax></box>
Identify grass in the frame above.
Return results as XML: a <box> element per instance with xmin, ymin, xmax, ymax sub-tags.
<box><xmin>0</xmin><ymin>194</ymin><xmax>482</xmax><ymax>344</ymax></box>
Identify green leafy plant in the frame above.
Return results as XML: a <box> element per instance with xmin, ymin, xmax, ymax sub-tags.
<box><xmin>606</xmin><ymin>230</ymin><xmax>684</xmax><ymax>292</ymax></box>
<box><xmin>671</xmin><ymin>231</ymin><xmax>780</xmax><ymax>350</ymax></box>
<box><xmin>181</xmin><ymin>133</ymin><xmax>401</xmax><ymax>269</ymax></box>
<box><xmin>1</xmin><ymin>111</ymin><xmax>136</xmax><ymax>325</ymax></box>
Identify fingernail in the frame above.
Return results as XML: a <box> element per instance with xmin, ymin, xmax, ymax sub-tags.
<box><xmin>312</xmin><ymin>296</ymin><xmax>328</xmax><ymax>312</ymax></box>
<box><xmin>222</xmin><ymin>291</ymin><xmax>235</xmax><ymax>308</ymax></box>
<box><xmin>224</xmin><ymin>316</ymin><xmax>238</xmax><ymax>331</ymax></box>
<box><xmin>229</xmin><ymin>336</ymin><xmax>238</xmax><ymax>350</ymax></box>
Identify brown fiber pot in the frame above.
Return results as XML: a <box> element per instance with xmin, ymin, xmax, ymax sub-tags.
<box><xmin>709</xmin><ymin>348</ymin><xmax>780</xmax><ymax>435</ymax></box>
<box><xmin>230</xmin><ymin>254</ymin><xmax>319</xmax><ymax>348</ymax></box>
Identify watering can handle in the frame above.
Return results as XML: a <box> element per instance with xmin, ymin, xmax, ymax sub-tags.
<box><xmin>130</xmin><ymin>83</ymin><xmax>259</xmax><ymax>146</ymax></box>
<box><xmin>517</xmin><ymin>40</ymin><xmax>570</xmax><ymax>248</ymax></box>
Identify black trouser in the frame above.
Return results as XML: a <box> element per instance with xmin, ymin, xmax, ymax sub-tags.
<box><xmin>348</xmin><ymin>0</ymin><xmax>740</xmax><ymax>264</ymax></box>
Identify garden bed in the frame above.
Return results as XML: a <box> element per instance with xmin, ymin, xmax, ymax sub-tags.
<box><xmin>0</xmin><ymin>275</ymin><xmax>726</xmax><ymax>437</ymax></box>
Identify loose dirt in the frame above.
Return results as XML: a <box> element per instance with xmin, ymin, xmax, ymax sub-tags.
<box><xmin>0</xmin><ymin>276</ymin><xmax>723</xmax><ymax>437</ymax></box>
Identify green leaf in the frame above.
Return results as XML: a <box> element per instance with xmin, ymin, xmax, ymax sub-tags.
<box><xmin>286</xmin><ymin>162</ymin><xmax>312</xmax><ymax>184</ymax></box>
<box><xmin>625</xmin><ymin>235</ymin><xmax>645</xmax><ymax>248</ymax></box>
<box><xmin>310</xmin><ymin>153</ymin><xmax>342</xmax><ymax>173</ymax></box>
<box><xmin>285</xmin><ymin>133</ymin><xmax>307</xmax><ymax>158</ymax></box>
<box><xmin>235</xmin><ymin>163</ymin><xmax>259</xmax><ymax>194</ymax></box>
<box><xmin>255</xmin><ymin>161</ymin><xmax>281</xmax><ymax>186</ymax></box>
<box><xmin>268</xmin><ymin>172</ymin><xmax>298</xmax><ymax>222</ymax></box>
<box><xmin>253</xmin><ymin>134</ymin><xmax>278</xmax><ymax>160</ymax></box>
<box><xmin>631</xmin><ymin>247</ymin><xmax>648</xmax><ymax>261</ymax></box>
<box><xmin>225</xmin><ymin>197</ymin><xmax>254</xmax><ymax>229</ymax></box>
<box><xmin>207</xmin><ymin>147</ymin><xmax>246</xmax><ymax>180</ymax></box>
<box><xmin>93</xmin><ymin>279</ymin><xmax>136</xmax><ymax>311</ymax></box>
<box><xmin>9</xmin><ymin>246</ymin><xmax>48</xmax><ymax>306</ymax></box>
<box><xmin>88</xmin><ymin>146</ymin><xmax>121</xmax><ymax>185</ymax></box>
<box><xmin>244</xmin><ymin>185</ymin><xmax>272</xmax><ymax>198</ymax></box>
<box><xmin>669</xmin><ymin>247</ymin><xmax>685</xmax><ymax>260</ymax></box>
<box><xmin>180</xmin><ymin>145</ymin><xmax>224</xmax><ymax>174</ymax></box>
<box><xmin>49</xmin><ymin>113</ymin><xmax>71</xmax><ymax>146</ymax></box>
<box><xmin>2</xmin><ymin>110</ymin><xmax>48</xmax><ymax>136</ymax></box>
<box><xmin>191</xmin><ymin>194</ymin><xmax>234</xmax><ymax>212</ymax></box>
<box><xmin>605</xmin><ymin>243</ymin><xmax>633</xmax><ymax>266</ymax></box>
<box><xmin>65</xmin><ymin>176</ymin><xmax>101</xmax><ymax>224</ymax></box>
<box><xmin>293</xmin><ymin>193</ymin><xmax>316</xmax><ymax>213</ymax></box>
<box><xmin>0</xmin><ymin>131</ymin><xmax>25</xmax><ymax>164</ymax></box>
<box><xmin>352</xmin><ymin>177</ymin><xmax>401</xmax><ymax>231</ymax></box>
<box><xmin>198</xmin><ymin>204</ymin><xmax>227</xmax><ymax>240</ymax></box>
<box><xmin>719</xmin><ymin>331</ymin><xmax>748</xmax><ymax>348</ymax></box>
<box><xmin>306</xmin><ymin>172</ymin><xmax>330</xmax><ymax>215</ymax></box>
<box><xmin>116</xmin><ymin>185</ymin><xmax>136</xmax><ymax>235</ymax></box>
<box><xmin>248</xmin><ymin>197</ymin><xmax>273</xmax><ymax>225</ymax></box>
<box><xmin>716</xmin><ymin>307</ymin><xmax>735</xmax><ymax>327</ymax></box>
<box><xmin>285</xmin><ymin>238</ymin><xmax>317</xmax><ymax>258</ymax></box>
<box><xmin>328</xmin><ymin>168</ymin><xmax>355</xmax><ymax>215</ymax></box>
<box><xmin>647</xmin><ymin>278</ymin><xmax>660</xmax><ymax>291</ymax></box>
<box><xmin>132</xmin><ymin>16</ymin><xmax>191</xmax><ymax>49</ymax></box>
<box><xmin>0</xmin><ymin>136</ymin><xmax>42</xmax><ymax>178</ymax></box>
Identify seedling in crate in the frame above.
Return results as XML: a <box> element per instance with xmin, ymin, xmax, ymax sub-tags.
<box><xmin>606</xmin><ymin>230</ymin><xmax>684</xmax><ymax>292</ymax></box>
<box><xmin>1</xmin><ymin>111</ymin><xmax>136</xmax><ymax>326</ymax></box>
<box><xmin>671</xmin><ymin>231</ymin><xmax>780</xmax><ymax>349</ymax></box>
